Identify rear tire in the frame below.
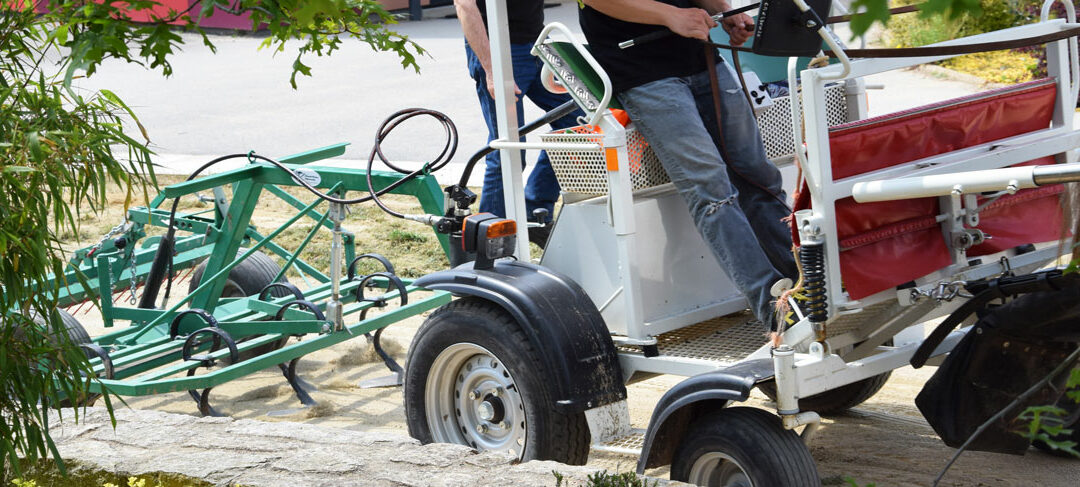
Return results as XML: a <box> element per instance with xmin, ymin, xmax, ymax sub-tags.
<box><xmin>189</xmin><ymin>249</ymin><xmax>289</xmax><ymax>299</ymax></box>
<box><xmin>189</xmin><ymin>249</ymin><xmax>290</xmax><ymax>360</ymax></box>
<box><xmin>670</xmin><ymin>407</ymin><xmax>820</xmax><ymax>487</ymax></box>
<box><xmin>404</xmin><ymin>297</ymin><xmax>590</xmax><ymax>465</ymax></box>
<box><xmin>759</xmin><ymin>340</ymin><xmax>892</xmax><ymax>415</ymax></box>
<box><xmin>28</xmin><ymin>309</ymin><xmax>96</xmax><ymax>407</ymax></box>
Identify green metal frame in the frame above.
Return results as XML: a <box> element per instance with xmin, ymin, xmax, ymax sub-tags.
<box><xmin>45</xmin><ymin>143</ymin><xmax>454</xmax><ymax>400</ymax></box>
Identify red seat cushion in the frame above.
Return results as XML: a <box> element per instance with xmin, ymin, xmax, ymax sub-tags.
<box><xmin>792</xmin><ymin>79</ymin><xmax>1062</xmax><ymax>299</ymax></box>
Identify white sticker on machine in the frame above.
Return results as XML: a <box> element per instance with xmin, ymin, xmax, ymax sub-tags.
<box><xmin>293</xmin><ymin>168</ymin><xmax>321</xmax><ymax>187</ymax></box>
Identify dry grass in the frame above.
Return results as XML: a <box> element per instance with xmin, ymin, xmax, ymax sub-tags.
<box><xmin>57</xmin><ymin>173</ymin><xmax>454</xmax><ymax>282</ymax></box>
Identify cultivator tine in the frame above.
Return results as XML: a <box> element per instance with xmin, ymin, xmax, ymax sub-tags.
<box><xmin>359</xmin><ymin>327</ymin><xmax>404</xmax><ymax>389</ymax></box>
<box><xmin>279</xmin><ymin>357</ymin><xmax>318</xmax><ymax>406</ymax></box>
<box><xmin>187</xmin><ymin>384</ymin><xmax>224</xmax><ymax>417</ymax></box>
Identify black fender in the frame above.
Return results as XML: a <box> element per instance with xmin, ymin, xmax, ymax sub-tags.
<box><xmin>635</xmin><ymin>358</ymin><xmax>774</xmax><ymax>473</ymax></box>
<box><xmin>415</xmin><ymin>259</ymin><xmax>626</xmax><ymax>413</ymax></box>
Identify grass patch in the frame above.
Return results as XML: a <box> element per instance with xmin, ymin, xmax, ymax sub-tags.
<box><xmin>5</xmin><ymin>460</ymin><xmax>213</xmax><ymax>487</ymax></box>
<box><xmin>55</xmin><ymin>173</ymin><xmax>457</xmax><ymax>286</ymax></box>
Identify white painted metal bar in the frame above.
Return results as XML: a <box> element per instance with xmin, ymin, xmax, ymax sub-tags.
<box><xmin>486</xmin><ymin>0</ymin><xmax>530</xmax><ymax>258</ymax></box>
<box><xmin>489</xmin><ymin>140</ymin><xmax>601</xmax><ymax>151</ymax></box>
<box><xmin>813</xmin><ymin>21</ymin><xmax>1072</xmax><ymax>80</ymax></box>
<box><xmin>852</xmin><ymin>165</ymin><xmax>1052</xmax><ymax>203</ymax></box>
<box><xmin>832</xmin><ymin>128</ymin><xmax>1080</xmax><ymax>198</ymax></box>
<box><xmin>532</xmin><ymin>22</ymin><xmax>613</xmax><ymax>126</ymax></box>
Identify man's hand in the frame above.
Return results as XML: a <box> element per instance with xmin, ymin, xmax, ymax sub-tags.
<box><xmin>722</xmin><ymin>12</ymin><xmax>754</xmax><ymax>46</ymax></box>
<box><xmin>665</xmin><ymin>7</ymin><xmax>717</xmax><ymax>41</ymax></box>
<box><xmin>485</xmin><ymin>70</ymin><xmax>522</xmax><ymax>101</ymax></box>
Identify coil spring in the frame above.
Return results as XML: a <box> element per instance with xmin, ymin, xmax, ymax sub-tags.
<box><xmin>799</xmin><ymin>242</ymin><xmax>828</xmax><ymax>323</ymax></box>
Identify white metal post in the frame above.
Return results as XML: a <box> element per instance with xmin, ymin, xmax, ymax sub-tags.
<box><xmin>486</xmin><ymin>0</ymin><xmax>531</xmax><ymax>258</ymax></box>
<box><xmin>801</xmin><ymin>70</ymin><xmax>846</xmax><ymax>313</ymax></box>
<box><xmin>600</xmin><ymin>117</ymin><xmax>648</xmax><ymax>343</ymax></box>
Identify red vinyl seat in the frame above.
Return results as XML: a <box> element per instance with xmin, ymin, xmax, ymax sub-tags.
<box><xmin>792</xmin><ymin>78</ymin><xmax>1064</xmax><ymax>299</ymax></box>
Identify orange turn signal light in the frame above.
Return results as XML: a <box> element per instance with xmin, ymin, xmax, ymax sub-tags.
<box><xmin>485</xmin><ymin>219</ymin><xmax>517</xmax><ymax>239</ymax></box>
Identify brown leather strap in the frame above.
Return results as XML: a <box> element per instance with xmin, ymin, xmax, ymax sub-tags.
<box><xmin>710</xmin><ymin>25</ymin><xmax>1080</xmax><ymax>59</ymax></box>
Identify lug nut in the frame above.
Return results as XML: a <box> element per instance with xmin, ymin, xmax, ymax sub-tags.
<box><xmin>499</xmin><ymin>421</ymin><xmax>511</xmax><ymax>430</ymax></box>
<box><xmin>476</xmin><ymin>423</ymin><xmax>489</xmax><ymax>434</ymax></box>
<box><xmin>468</xmin><ymin>390</ymin><xmax>480</xmax><ymax>400</ymax></box>
<box><xmin>489</xmin><ymin>388</ymin><xmax>502</xmax><ymax>398</ymax></box>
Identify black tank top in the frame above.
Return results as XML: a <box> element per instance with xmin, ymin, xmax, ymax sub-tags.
<box><xmin>477</xmin><ymin>0</ymin><xmax>545</xmax><ymax>44</ymax></box>
<box><xmin>579</xmin><ymin>1</ymin><xmax>709</xmax><ymax>93</ymax></box>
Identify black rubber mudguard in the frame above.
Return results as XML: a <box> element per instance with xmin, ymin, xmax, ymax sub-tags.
<box><xmin>415</xmin><ymin>259</ymin><xmax>627</xmax><ymax>413</ymax></box>
<box><xmin>636</xmin><ymin>358</ymin><xmax>774</xmax><ymax>472</ymax></box>
<box><xmin>916</xmin><ymin>281</ymin><xmax>1080</xmax><ymax>454</ymax></box>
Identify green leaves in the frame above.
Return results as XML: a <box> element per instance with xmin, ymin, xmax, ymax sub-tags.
<box><xmin>847</xmin><ymin>0</ymin><xmax>989</xmax><ymax>37</ymax></box>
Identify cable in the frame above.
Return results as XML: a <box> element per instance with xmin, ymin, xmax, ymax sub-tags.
<box><xmin>457</xmin><ymin>100</ymin><xmax>579</xmax><ymax>188</ymax></box>
<box><xmin>145</xmin><ymin>108</ymin><xmax>460</xmax><ymax>309</ymax></box>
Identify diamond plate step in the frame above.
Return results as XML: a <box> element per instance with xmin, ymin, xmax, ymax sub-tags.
<box><xmin>591</xmin><ymin>429</ymin><xmax>645</xmax><ymax>456</ymax></box>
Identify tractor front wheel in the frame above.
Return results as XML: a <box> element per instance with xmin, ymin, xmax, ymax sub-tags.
<box><xmin>404</xmin><ymin>297</ymin><xmax>590</xmax><ymax>465</ymax></box>
<box><xmin>670</xmin><ymin>407</ymin><xmax>820</xmax><ymax>487</ymax></box>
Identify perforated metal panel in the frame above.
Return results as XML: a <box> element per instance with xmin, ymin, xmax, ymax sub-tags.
<box><xmin>757</xmin><ymin>83</ymin><xmax>849</xmax><ymax>161</ymax></box>
<box><xmin>542</xmin><ymin>126</ymin><xmax>669</xmax><ymax>195</ymax></box>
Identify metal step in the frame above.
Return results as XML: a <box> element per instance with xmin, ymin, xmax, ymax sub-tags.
<box><xmin>619</xmin><ymin>313</ymin><xmax>768</xmax><ymax>367</ymax></box>
<box><xmin>591</xmin><ymin>428</ymin><xmax>646</xmax><ymax>456</ymax></box>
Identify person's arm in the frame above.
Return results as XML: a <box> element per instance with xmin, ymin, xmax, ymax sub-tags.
<box><xmin>583</xmin><ymin>0</ymin><xmax>717</xmax><ymax>41</ymax></box>
<box><xmin>454</xmin><ymin>0</ymin><xmax>521</xmax><ymax>99</ymax></box>
<box><xmin>583</xmin><ymin>0</ymin><xmax>753</xmax><ymax>46</ymax></box>
<box><xmin>694</xmin><ymin>0</ymin><xmax>755</xmax><ymax>46</ymax></box>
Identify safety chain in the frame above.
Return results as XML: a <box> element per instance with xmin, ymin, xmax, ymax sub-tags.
<box><xmin>86</xmin><ymin>220</ymin><xmax>133</xmax><ymax>257</ymax></box>
<box><xmin>127</xmin><ymin>247</ymin><xmax>138</xmax><ymax>305</ymax></box>
<box><xmin>909</xmin><ymin>280</ymin><xmax>973</xmax><ymax>302</ymax></box>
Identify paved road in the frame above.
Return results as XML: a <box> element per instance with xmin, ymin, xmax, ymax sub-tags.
<box><xmin>75</xmin><ymin>2</ymin><xmax>986</xmax><ymax>185</ymax></box>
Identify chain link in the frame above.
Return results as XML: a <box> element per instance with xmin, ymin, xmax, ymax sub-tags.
<box><xmin>127</xmin><ymin>246</ymin><xmax>138</xmax><ymax>305</ymax></box>
<box><xmin>908</xmin><ymin>280</ymin><xmax>973</xmax><ymax>302</ymax></box>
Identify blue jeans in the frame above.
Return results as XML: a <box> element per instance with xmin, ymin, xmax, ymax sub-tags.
<box><xmin>618</xmin><ymin>62</ymin><xmax>797</xmax><ymax>328</ymax></box>
<box><xmin>466</xmin><ymin>42</ymin><xmax>582</xmax><ymax>220</ymax></box>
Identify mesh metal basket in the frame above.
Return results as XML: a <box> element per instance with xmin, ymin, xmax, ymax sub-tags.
<box><xmin>543</xmin><ymin>83</ymin><xmax>849</xmax><ymax>195</ymax></box>
<box><xmin>541</xmin><ymin>125</ymin><xmax>669</xmax><ymax>195</ymax></box>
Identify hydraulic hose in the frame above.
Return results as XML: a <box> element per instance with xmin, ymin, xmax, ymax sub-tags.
<box><xmin>457</xmin><ymin>100</ymin><xmax>579</xmax><ymax>188</ymax></box>
<box><xmin>144</xmin><ymin>108</ymin><xmax>461</xmax><ymax>309</ymax></box>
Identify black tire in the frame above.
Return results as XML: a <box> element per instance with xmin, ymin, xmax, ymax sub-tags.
<box><xmin>189</xmin><ymin>249</ymin><xmax>290</xmax><ymax>299</ymax></box>
<box><xmin>404</xmin><ymin>297</ymin><xmax>590</xmax><ymax>465</ymax></box>
<box><xmin>56</xmin><ymin>308</ymin><xmax>91</xmax><ymax>348</ymax></box>
<box><xmin>27</xmin><ymin>309</ymin><xmax>96</xmax><ymax>407</ymax></box>
<box><xmin>759</xmin><ymin>340</ymin><xmax>893</xmax><ymax>415</ymax></box>
<box><xmin>760</xmin><ymin>372</ymin><xmax>892</xmax><ymax>415</ymax></box>
<box><xmin>671</xmin><ymin>407</ymin><xmax>821</xmax><ymax>487</ymax></box>
<box><xmin>188</xmin><ymin>249</ymin><xmax>290</xmax><ymax>360</ymax></box>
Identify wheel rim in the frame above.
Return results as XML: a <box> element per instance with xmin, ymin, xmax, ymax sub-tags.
<box><xmin>424</xmin><ymin>343</ymin><xmax>527</xmax><ymax>458</ymax></box>
<box><xmin>688</xmin><ymin>452</ymin><xmax>753</xmax><ymax>487</ymax></box>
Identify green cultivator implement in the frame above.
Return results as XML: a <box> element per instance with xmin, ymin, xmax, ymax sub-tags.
<box><xmin>49</xmin><ymin>140</ymin><xmax>454</xmax><ymax>415</ymax></box>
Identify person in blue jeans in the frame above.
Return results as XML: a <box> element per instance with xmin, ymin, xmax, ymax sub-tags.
<box><xmin>455</xmin><ymin>0</ymin><xmax>582</xmax><ymax>245</ymax></box>
<box><xmin>580</xmin><ymin>0</ymin><xmax>798</xmax><ymax>330</ymax></box>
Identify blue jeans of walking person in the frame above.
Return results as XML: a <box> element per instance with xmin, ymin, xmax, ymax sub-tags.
<box><xmin>466</xmin><ymin>42</ymin><xmax>581</xmax><ymax>220</ymax></box>
<box><xmin>618</xmin><ymin>61</ymin><xmax>797</xmax><ymax>329</ymax></box>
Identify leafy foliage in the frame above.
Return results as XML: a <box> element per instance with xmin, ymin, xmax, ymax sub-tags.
<box><xmin>552</xmin><ymin>470</ymin><xmax>658</xmax><ymax>487</ymax></box>
<box><xmin>849</xmin><ymin>0</ymin><xmax>1006</xmax><ymax>37</ymax></box>
<box><xmin>1</xmin><ymin>0</ymin><xmax>423</xmax><ymax>480</ymax></box>
<box><xmin>1015</xmin><ymin>367</ymin><xmax>1080</xmax><ymax>458</ymax></box>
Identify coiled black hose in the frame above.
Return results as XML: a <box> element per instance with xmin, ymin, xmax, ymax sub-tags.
<box><xmin>144</xmin><ymin>108</ymin><xmax>459</xmax><ymax>309</ymax></box>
